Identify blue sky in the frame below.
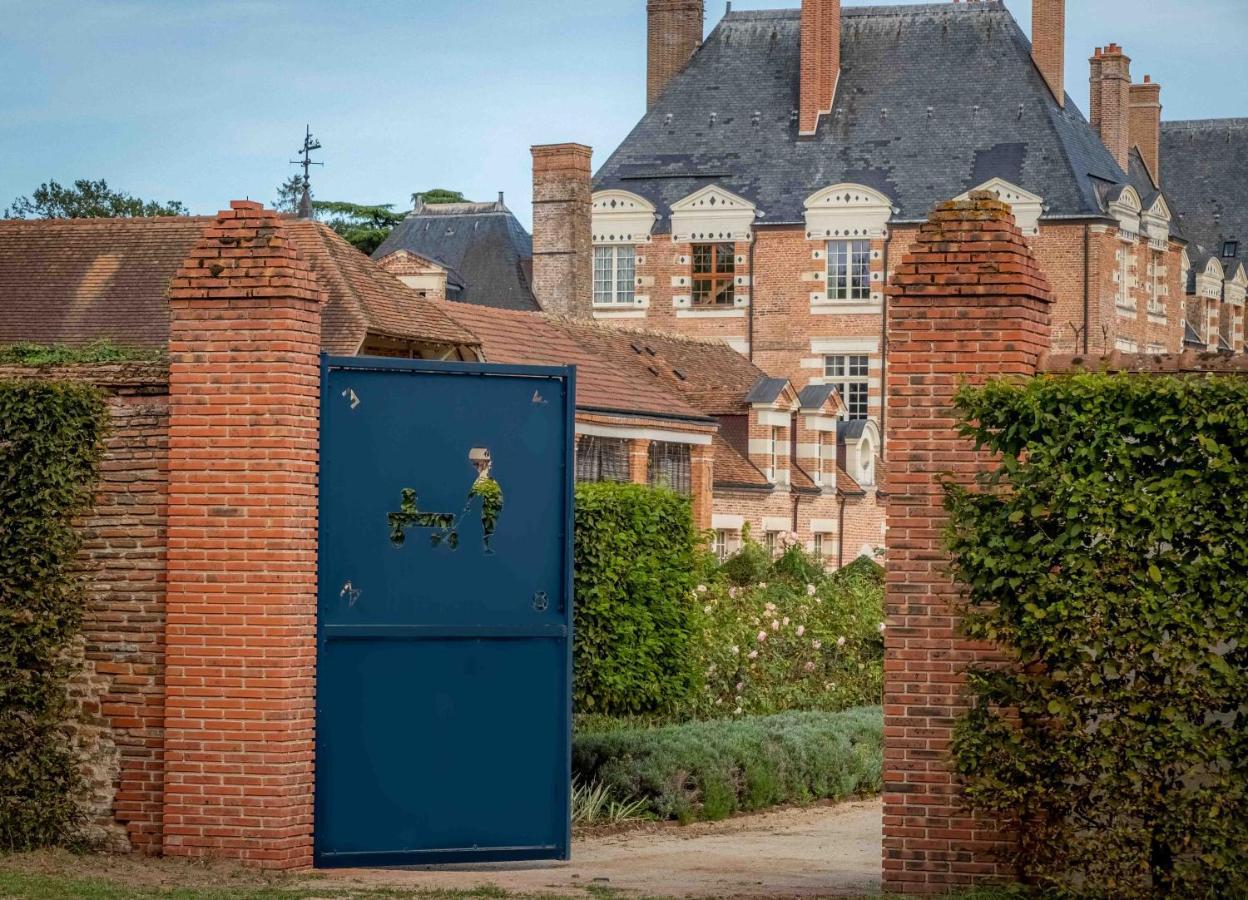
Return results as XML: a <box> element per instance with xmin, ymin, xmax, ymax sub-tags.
<box><xmin>1</xmin><ymin>0</ymin><xmax>1244</xmax><ymax>228</ymax></box>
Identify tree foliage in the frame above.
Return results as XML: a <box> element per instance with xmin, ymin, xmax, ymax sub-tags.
<box><xmin>946</xmin><ymin>373</ymin><xmax>1248</xmax><ymax>898</ymax></box>
<box><xmin>0</xmin><ymin>379</ymin><xmax>108</xmax><ymax>848</ymax></box>
<box><xmin>414</xmin><ymin>188</ymin><xmax>468</xmax><ymax>206</ymax></box>
<box><xmin>311</xmin><ymin>200</ymin><xmax>406</xmax><ymax>255</ymax></box>
<box><xmin>273</xmin><ymin>174</ymin><xmax>307</xmax><ymax>214</ymax></box>
<box><xmin>3</xmin><ymin>179</ymin><xmax>187</xmax><ymax>219</ymax></box>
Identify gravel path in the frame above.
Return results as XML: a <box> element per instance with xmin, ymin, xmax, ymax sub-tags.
<box><xmin>329</xmin><ymin>798</ymin><xmax>883</xmax><ymax>898</ymax></box>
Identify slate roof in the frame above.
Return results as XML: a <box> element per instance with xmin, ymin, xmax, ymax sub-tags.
<box><xmin>595</xmin><ymin>2</ymin><xmax>1127</xmax><ymax>228</ymax></box>
<box><xmin>373</xmin><ymin>199</ymin><xmax>539</xmax><ymax>312</ymax></box>
<box><xmin>745</xmin><ymin>376</ymin><xmax>789</xmax><ymax>405</ymax></box>
<box><xmin>1183</xmin><ymin>320</ymin><xmax>1204</xmax><ymax>349</ymax></box>
<box><xmin>1160</xmin><ymin>120</ymin><xmax>1248</xmax><ymax>271</ymax></box>
<box><xmin>0</xmin><ymin>216</ymin><xmax>478</xmax><ymax>355</ymax></box>
<box><xmin>797</xmin><ymin>382</ymin><xmax>837</xmax><ymax>411</ymax></box>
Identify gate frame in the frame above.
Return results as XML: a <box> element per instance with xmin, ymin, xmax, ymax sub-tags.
<box><xmin>313</xmin><ymin>354</ymin><xmax>576</xmax><ymax>869</ymax></box>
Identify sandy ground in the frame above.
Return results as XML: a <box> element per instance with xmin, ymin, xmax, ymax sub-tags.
<box><xmin>328</xmin><ymin>798</ymin><xmax>883</xmax><ymax>898</ymax></box>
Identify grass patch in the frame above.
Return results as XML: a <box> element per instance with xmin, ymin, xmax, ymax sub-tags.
<box><xmin>573</xmin><ymin>707</ymin><xmax>882</xmax><ymax>824</ymax></box>
<box><xmin>0</xmin><ymin>341</ymin><xmax>163</xmax><ymax>366</ymax></box>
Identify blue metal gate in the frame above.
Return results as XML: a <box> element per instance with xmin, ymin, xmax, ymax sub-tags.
<box><xmin>315</xmin><ymin>356</ymin><xmax>574</xmax><ymax>868</ymax></box>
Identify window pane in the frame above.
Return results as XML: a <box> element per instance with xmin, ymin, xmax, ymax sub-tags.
<box><xmin>846</xmin><ymin>383</ymin><xmax>868</xmax><ymax>419</ymax></box>
<box><xmin>848</xmin><ymin>355</ymin><xmax>869</xmax><ymax>377</ymax></box>
<box><xmin>693</xmin><ymin>244</ymin><xmax>713</xmax><ymax>274</ymax></box>
<box><xmin>713</xmin><ymin>280</ymin><xmax>735</xmax><ymax>306</ymax></box>
<box><xmin>827</xmin><ymin>241</ymin><xmax>848</xmax><ymax>299</ymax></box>
<box><xmin>850</xmin><ymin>240</ymin><xmax>871</xmax><ymax>299</ymax></box>
<box><xmin>593</xmin><ymin>246</ymin><xmax>613</xmax><ymax>304</ymax></box>
<box><xmin>715</xmin><ymin>243</ymin><xmax>735</xmax><ymax>274</ymax></box>
<box><xmin>692</xmin><ymin>278</ymin><xmax>712</xmax><ymax>305</ymax></box>
<box><xmin>615</xmin><ymin>246</ymin><xmax>635</xmax><ymax>305</ymax></box>
<box><xmin>648</xmin><ymin>442</ymin><xmax>691</xmax><ymax>495</ymax></box>
<box><xmin>576</xmin><ymin>436</ymin><xmax>630</xmax><ymax>483</ymax></box>
<box><xmin>825</xmin><ymin>355</ymin><xmax>846</xmax><ymax>378</ymax></box>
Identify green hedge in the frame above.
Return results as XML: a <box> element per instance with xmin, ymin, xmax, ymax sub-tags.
<box><xmin>947</xmin><ymin>373</ymin><xmax>1248</xmax><ymax>897</ymax></box>
<box><xmin>573</xmin><ymin>483</ymin><xmax>698</xmax><ymax>716</ymax></box>
<box><xmin>0</xmin><ymin>341</ymin><xmax>161</xmax><ymax>366</ymax></box>
<box><xmin>0</xmin><ymin>379</ymin><xmax>108</xmax><ymax>849</ymax></box>
<box><xmin>573</xmin><ymin>707</ymin><xmax>882</xmax><ymax>823</ymax></box>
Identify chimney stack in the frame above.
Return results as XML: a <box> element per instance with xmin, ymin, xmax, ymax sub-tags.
<box><xmin>647</xmin><ymin>0</ymin><xmax>704</xmax><ymax>110</ymax></box>
<box><xmin>1032</xmin><ymin>0</ymin><xmax>1065</xmax><ymax>106</ymax></box>
<box><xmin>799</xmin><ymin>0</ymin><xmax>841</xmax><ymax>136</ymax></box>
<box><xmin>531</xmin><ymin>144</ymin><xmax>593</xmax><ymax>320</ymax></box>
<box><xmin>1089</xmin><ymin>44</ymin><xmax>1132</xmax><ymax>171</ymax></box>
<box><xmin>1130</xmin><ymin>75</ymin><xmax>1163</xmax><ymax>184</ymax></box>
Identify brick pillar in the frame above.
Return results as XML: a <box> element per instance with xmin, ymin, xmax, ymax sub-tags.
<box><xmin>647</xmin><ymin>0</ymin><xmax>703</xmax><ymax>109</ymax></box>
<box><xmin>163</xmin><ymin>200</ymin><xmax>322</xmax><ymax>869</ymax></box>
<box><xmin>628</xmin><ymin>438</ymin><xmax>652</xmax><ymax>485</ymax></box>
<box><xmin>882</xmin><ymin>193</ymin><xmax>1053</xmax><ymax>893</ymax></box>
<box><xmin>690</xmin><ymin>444</ymin><xmax>713</xmax><ymax>532</ymax></box>
<box><xmin>531</xmin><ymin>143</ymin><xmax>593</xmax><ymax>320</ymax></box>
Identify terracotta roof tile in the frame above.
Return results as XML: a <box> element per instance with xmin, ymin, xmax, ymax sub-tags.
<box><xmin>435</xmin><ymin>302</ymin><xmax>711</xmax><ymax>422</ymax></box>
<box><xmin>712</xmin><ymin>432</ymin><xmax>770</xmax><ymax>488</ymax></box>
<box><xmin>0</xmin><ymin>215</ymin><xmax>478</xmax><ymax>355</ymax></box>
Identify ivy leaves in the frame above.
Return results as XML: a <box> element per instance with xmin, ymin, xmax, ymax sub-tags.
<box><xmin>947</xmin><ymin>373</ymin><xmax>1248</xmax><ymax>897</ymax></box>
<box><xmin>0</xmin><ymin>379</ymin><xmax>107</xmax><ymax>849</ymax></box>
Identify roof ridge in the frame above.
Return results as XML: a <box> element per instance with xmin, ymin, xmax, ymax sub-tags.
<box><xmin>1162</xmin><ymin>118</ymin><xmax>1248</xmax><ymax>130</ymax></box>
<box><xmin>0</xmin><ymin>215</ymin><xmax>213</xmax><ymax>226</ymax></box>
<box><xmin>548</xmin><ymin>315</ymin><xmax>750</xmax><ymax>349</ymax></box>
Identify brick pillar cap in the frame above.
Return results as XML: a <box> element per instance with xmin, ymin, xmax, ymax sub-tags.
<box><xmin>230</xmin><ymin>199</ymin><xmax>264</xmax><ymax>211</ymax></box>
<box><xmin>531</xmin><ymin>143</ymin><xmax>593</xmax><ymax>158</ymax></box>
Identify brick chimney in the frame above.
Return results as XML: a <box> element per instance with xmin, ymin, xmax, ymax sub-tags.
<box><xmin>1032</xmin><ymin>0</ymin><xmax>1065</xmax><ymax>106</ymax></box>
<box><xmin>799</xmin><ymin>0</ymin><xmax>841</xmax><ymax>136</ymax></box>
<box><xmin>1090</xmin><ymin>44</ymin><xmax>1132</xmax><ymax>171</ymax></box>
<box><xmin>1130</xmin><ymin>75</ymin><xmax>1163</xmax><ymax>184</ymax></box>
<box><xmin>648</xmin><ymin>0</ymin><xmax>703</xmax><ymax>110</ymax></box>
<box><xmin>531</xmin><ymin>143</ymin><xmax>593</xmax><ymax>319</ymax></box>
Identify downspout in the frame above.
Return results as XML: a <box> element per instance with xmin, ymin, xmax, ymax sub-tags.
<box><xmin>837</xmin><ymin>492</ymin><xmax>847</xmax><ymax>568</ymax></box>
<box><xmin>880</xmin><ymin>235</ymin><xmax>890</xmax><ymax>454</ymax></box>
<box><xmin>1083</xmin><ymin>224</ymin><xmax>1092</xmax><ymax>354</ymax></box>
<box><xmin>747</xmin><ymin>236</ymin><xmax>756</xmax><ymax>361</ymax></box>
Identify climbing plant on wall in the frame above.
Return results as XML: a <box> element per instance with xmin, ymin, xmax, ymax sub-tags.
<box><xmin>946</xmin><ymin>372</ymin><xmax>1248</xmax><ymax>897</ymax></box>
<box><xmin>0</xmin><ymin>379</ymin><xmax>108</xmax><ymax>849</ymax></box>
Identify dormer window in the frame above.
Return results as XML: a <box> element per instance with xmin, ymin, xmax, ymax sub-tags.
<box><xmin>827</xmin><ymin>240</ymin><xmax>871</xmax><ymax>301</ymax></box>
<box><xmin>1224</xmin><ymin>241</ymin><xmax>1240</xmax><ymax>259</ymax></box>
<box><xmin>593</xmin><ymin>245</ymin><xmax>635</xmax><ymax>306</ymax></box>
<box><xmin>692</xmin><ymin>243</ymin><xmax>735</xmax><ymax>306</ymax></box>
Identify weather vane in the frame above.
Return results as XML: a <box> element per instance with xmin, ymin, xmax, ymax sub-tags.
<box><xmin>290</xmin><ymin>125</ymin><xmax>322</xmax><ymax>218</ymax></box>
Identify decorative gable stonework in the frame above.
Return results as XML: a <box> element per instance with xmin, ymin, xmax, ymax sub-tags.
<box><xmin>804</xmin><ymin>184</ymin><xmax>892</xmax><ymax>239</ymax></box>
<box><xmin>669</xmin><ymin>185</ymin><xmax>756</xmax><ymax>243</ymax></box>
<box><xmin>1143</xmin><ymin>194</ymin><xmax>1172</xmax><ymax>246</ymax></box>
<box><xmin>591</xmin><ymin>191</ymin><xmax>657</xmax><ymax>245</ymax></box>
<box><xmin>1109</xmin><ymin>185</ymin><xmax>1143</xmax><ymax>238</ymax></box>
<box><xmin>956</xmin><ymin>178</ymin><xmax>1044</xmax><ymax>236</ymax></box>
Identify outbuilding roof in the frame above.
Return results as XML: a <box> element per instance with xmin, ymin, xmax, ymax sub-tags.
<box><xmin>1161</xmin><ymin>119</ymin><xmax>1248</xmax><ymax>272</ymax></box>
<box><xmin>0</xmin><ymin>215</ymin><xmax>479</xmax><ymax>355</ymax></box>
<box><xmin>373</xmin><ymin>198</ymin><xmax>538</xmax><ymax>312</ymax></box>
<box><xmin>595</xmin><ymin>2</ymin><xmax>1128</xmax><ymax>228</ymax></box>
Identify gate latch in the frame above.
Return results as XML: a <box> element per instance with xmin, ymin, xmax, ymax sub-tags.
<box><xmin>531</xmin><ymin>592</ymin><xmax>549</xmax><ymax>612</ymax></box>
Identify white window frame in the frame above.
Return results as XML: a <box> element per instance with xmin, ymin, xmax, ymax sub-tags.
<box><xmin>812</xmin><ymin>533</ymin><xmax>826</xmax><ymax>561</ymax></box>
<box><xmin>827</xmin><ymin>239</ymin><xmax>871</xmax><ymax>302</ymax></box>
<box><xmin>824</xmin><ymin>354</ymin><xmax>870</xmax><ymax>420</ymax></box>
<box><xmin>593</xmin><ymin>245</ymin><xmax>636</xmax><ymax>307</ymax></box>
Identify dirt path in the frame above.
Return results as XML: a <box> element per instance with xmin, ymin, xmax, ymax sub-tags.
<box><xmin>329</xmin><ymin>798</ymin><xmax>882</xmax><ymax>898</ymax></box>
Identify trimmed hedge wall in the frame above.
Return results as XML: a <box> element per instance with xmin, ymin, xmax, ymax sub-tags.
<box><xmin>573</xmin><ymin>483</ymin><xmax>697</xmax><ymax>716</ymax></box>
<box><xmin>0</xmin><ymin>379</ymin><xmax>108</xmax><ymax>849</ymax></box>
<box><xmin>573</xmin><ymin>707</ymin><xmax>882</xmax><ymax>823</ymax></box>
<box><xmin>947</xmin><ymin>373</ymin><xmax>1248</xmax><ymax>896</ymax></box>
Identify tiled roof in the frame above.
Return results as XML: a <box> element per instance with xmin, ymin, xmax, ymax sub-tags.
<box><xmin>1161</xmin><ymin>119</ymin><xmax>1248</xmax><ymax>271</ymax></box>
<box><xmin>0</xmin><ymin>216</ymin><xmax>209</xmax><ymax>348</ymax></box>
<box><xmin>434</xmin><ymin>302</ymin><xmax>712</xmax><ymax>422</ymax></box>
<box><xmin>562</xmin><ymin>324</ymin><xmax>766</xmax><ymax>415</ymax></box>
<box><xmin>0</xmin><ymin>215</ymin><xmax>477</xmax><ymax>355</ymax></box>
<box><xmin>745</xmin><ymin>377</ymin><xmax>789</xmax><ymax>405</ymax></box>
<box><xmin>284</xmin><ymin>220</ymin><xmax>478</xmax><ymax>354</ymax></box>
<box><xmin>712</xmin><ymin>432</ymin><xmax>770</xmax><ymax>488</ymax></box>
<box><xmin>596</xmin><ymin>2</ymin><xmax>1126</xmax><ymax>227</ymax></box>
<box><xmin>373</xmin><ymin>200</ymin><xmax>538</xmax><ymax>311</ymax></box>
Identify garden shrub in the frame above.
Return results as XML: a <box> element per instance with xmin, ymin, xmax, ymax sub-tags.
<box><xmin>573</xmin><ymin>707</ymin><xmax>882</xmax><ymax>823</ymax></box>
<box><xmin>684</xmin><ymin>535</ymin><xmax>884</xmax><ymax>718</ymax></box>
<box><xmin>573</xmin><ymin>483</ymin><xmax>698</xmax><ymax>715</ymax></box>
<box><xmin>0</xmin><ymin>341</ymin><xmax>161</xmax><ymax>366</ymax></box>
<box><xmin>947</xmin><ymin>373</ymin><xmax>1248</xmax><ymax>897</ymax></box>
<box><xmin>0</xmin><ymin>379</ymin><xmax>108</xmax><ymax>849</ymax></box>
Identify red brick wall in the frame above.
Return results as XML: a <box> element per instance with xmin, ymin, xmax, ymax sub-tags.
<box><xmin>163</xmin><ymin>201</ymin><xmax>322</xmax><ymax>869</ymax></box>
<box><xmin>0</xmin><ymin>362</ymin><xmax>170</xmax><ymax>853</ymax></box>
<box><xmin>883</xmin><ymin>193</ymin><xmax>1053</xmax><ymax>893</ymax></box>
<box><xmin>647</xmin><ymin>0</ymin><xmax>703</xmax><ymax>109</ymax></box>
